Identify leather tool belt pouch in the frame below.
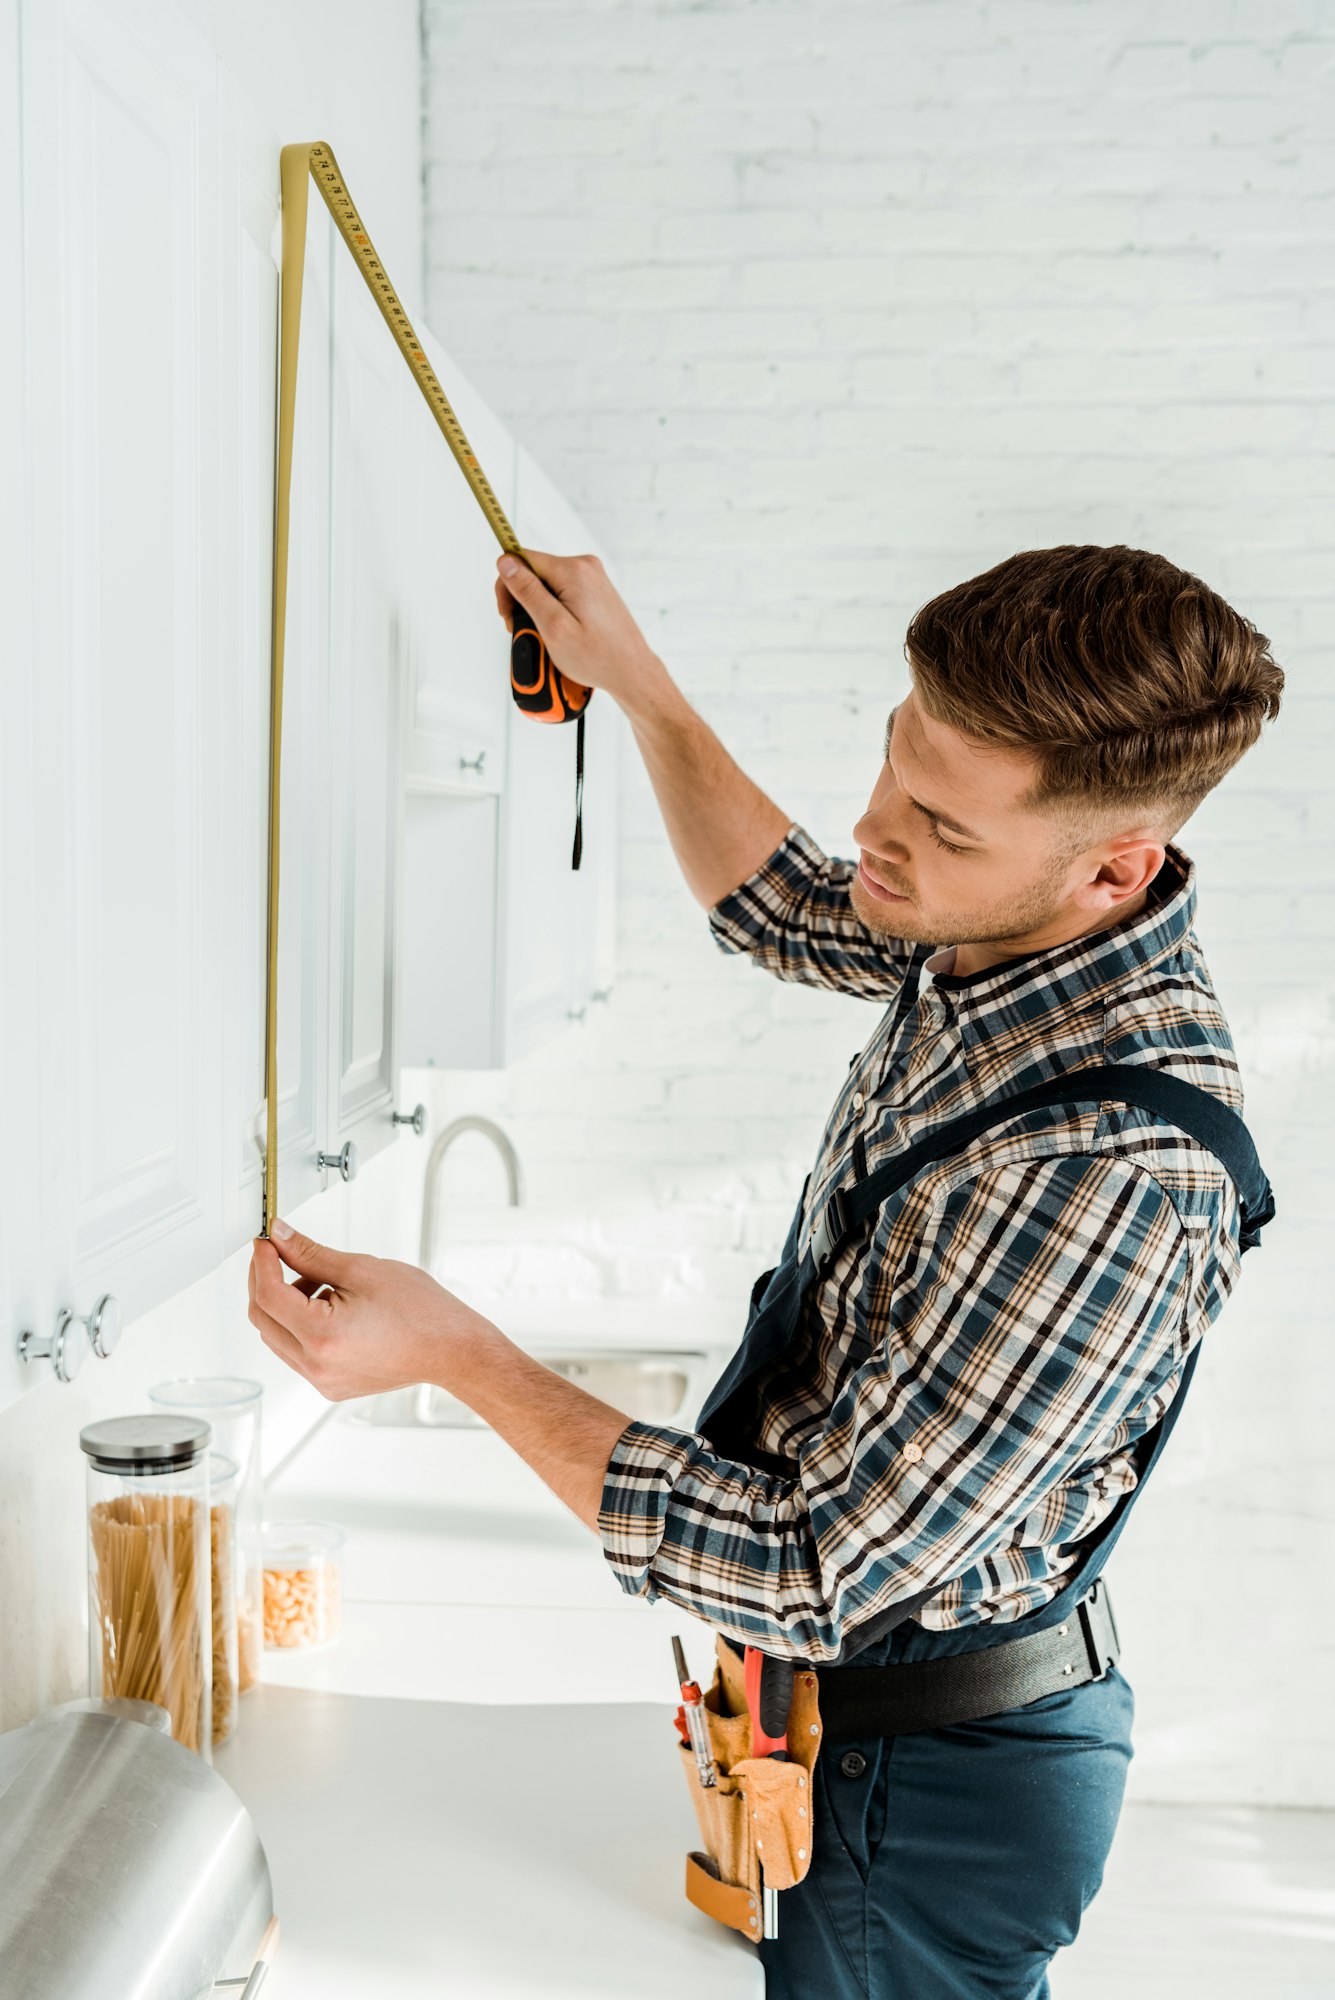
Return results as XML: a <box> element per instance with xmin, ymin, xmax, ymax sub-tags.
<box><xmin>679</xmin><ymin>1635</ymin><xmax>823</xmax><ymax>1942</ymax></box>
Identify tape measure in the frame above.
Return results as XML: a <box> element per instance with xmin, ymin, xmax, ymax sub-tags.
<box><xmin>265</xmin><ymin>141</ymin><xmax>592</xmax><ymax>1235</ymax></box>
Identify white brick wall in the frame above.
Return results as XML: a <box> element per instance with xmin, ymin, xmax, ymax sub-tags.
<box><xmin>418</xmin><ymin>0</ymin><xmax>1335</xmax><ymax>1808</ymax></box>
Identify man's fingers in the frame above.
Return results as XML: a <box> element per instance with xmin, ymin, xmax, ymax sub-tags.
<box><xmin>249</xmin><ymin>1292</ymin><xmax>316</xmax><ymax>1382</ymax></box>
<box><xmin>497</xmin><ymin>550</ymin><xmax>577</xmax><ymax>640</ymax></box>
<box><xmin>252</xmin><ymin>1236</ymin><xmax>339</xmax><ymax>1339</ymax></box>
<box><xmin>513</xmin><ymin>547</ymin><xmax>577</xmax><ymax>595</ymax></box>
<box><xmin>288</xmin><ymin>1273</ymin><xmax>333</xmax><ymax>1301</ymax></box>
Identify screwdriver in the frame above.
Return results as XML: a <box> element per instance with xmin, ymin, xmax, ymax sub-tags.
<box><xmin>672</xmin><ymin>1636</ymin><xmax>717</xmax><ymax>1789</ymax></box>
<box><xmin>745</xmin><ymin>1647</ymin><xmax>794</xmax><ymax>1940</ymax></box>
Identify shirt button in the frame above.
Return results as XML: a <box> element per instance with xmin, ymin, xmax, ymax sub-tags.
<box><xmin>839</xmin><ymin>1750</ymin><xmax>868</xmax><ymax>1779</ymax></box>
<box><xmin>851</xmin><ymin>1091</ymin><xmax>865</xmax><ymax>1111</ymax></box>
<box><xmin>902</xmin><ymin>1441</ymin><xmax>923</xmax><ymax>1464</ymax></box>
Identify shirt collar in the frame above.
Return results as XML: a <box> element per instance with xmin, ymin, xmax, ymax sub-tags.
<box><xmin>921</xmin><ymin>844</ymin><xmax>1197</xmax><ymax>1031</ymax></box>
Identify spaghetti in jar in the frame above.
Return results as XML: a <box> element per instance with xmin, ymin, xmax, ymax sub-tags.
<box><xmin>80</xmin><ymin>1415</ymin><xmax>213</xmax><ymax>1762</ymax></box>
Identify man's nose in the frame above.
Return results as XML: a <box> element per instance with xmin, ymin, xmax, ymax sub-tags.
<box><xmin>854</xmin><ymin>802</ymin><xmax>910</xmax><ymax>859</ymax></box>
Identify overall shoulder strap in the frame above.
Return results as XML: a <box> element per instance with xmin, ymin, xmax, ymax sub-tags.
<box><xmin>811</xmin><ymin>1063</ymin><xmax>1276</xmax><ymax>1274</ymax></box>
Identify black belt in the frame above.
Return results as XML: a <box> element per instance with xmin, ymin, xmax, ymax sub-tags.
<box><xmin>791</xmin><ymin>1577</ymin><xmax>1122</xmax><ymax>1742</ymax></box>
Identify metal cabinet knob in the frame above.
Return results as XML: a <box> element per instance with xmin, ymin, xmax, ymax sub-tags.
<box><xmin>393</xmin><ymin>1103</ymin><xmax>427</xmax><ymax>1137</ymax></box>
<box><xmin>316</xmin><ymin>1140</ymin><xmax>359</xmax><ymax>1183</ymax></box>
<box><xmin>18</xmin><ymin>1293</ymin><xmax>122</xmax><ymax>1384</ymax></box>
<box><xmin>87</xmin><ymin>1293</ymin><xmax>123</xmax><ymax>1360</ymax></box>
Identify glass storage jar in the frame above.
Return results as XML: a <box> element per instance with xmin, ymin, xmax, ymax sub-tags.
<box><xmin>262</xmin><ymin>1521</ymin><xmax>345</xmax><ymax>1651</ymax></box>
<box><xmin>149</xmin><ymin>1378</ymin><xmax>264</xmax><ymax>1694</ymax></box>
<box><xmin>80</xmin><ymin>1415</ymin><xmax>213</xmax><ymax>1762</ymax></box>
<box><xmin>207</xmin><ymin>1452</ymin><xmax>239</xmax><ymax>1748</ymax></box>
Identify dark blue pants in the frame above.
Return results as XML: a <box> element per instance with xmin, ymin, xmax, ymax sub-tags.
<box><xmin>757</xmin><ymin>1662</ymin><xmax>1135</xmax><ymax>1999</ymax></box>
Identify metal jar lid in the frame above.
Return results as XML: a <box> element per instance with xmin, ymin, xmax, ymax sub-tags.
<box><xmin>79</xmin><ymin>1414</ymin><xmax>212</xmax><ymax>1473</ymax></box>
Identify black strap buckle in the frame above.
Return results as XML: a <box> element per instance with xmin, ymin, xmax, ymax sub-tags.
<box><xmin>810</xmin><ymin>1186</ymin><xmax>847</xmax><ymax>1273</ymax></box>
<box><xmin>1075</xmin><ymin>1577</ymin><xmax>1120</xmax><ymax>1682</ymax></box>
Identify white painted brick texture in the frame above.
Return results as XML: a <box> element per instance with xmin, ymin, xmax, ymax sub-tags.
<box><xmin>417</xmin><ymin>0</ymin><xmax>1335</xmax><ymax>1807</ymax></box>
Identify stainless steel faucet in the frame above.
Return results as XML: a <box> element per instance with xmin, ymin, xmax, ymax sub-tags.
<box><xmin>418</xmin><ymin>1114</ymin><xmax>524</xmax><ymax>1272</ymax></box>
<box><xmin>414</xmin><ymin>1116</ymin><xmax>524</xmax><ymax>1425</ymax></box>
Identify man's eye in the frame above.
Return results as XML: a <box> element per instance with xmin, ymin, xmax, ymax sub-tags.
<box><xmin>927</xmin><ymin>823</ymin><xmax>968</xmax><ymax>856</ymax></box>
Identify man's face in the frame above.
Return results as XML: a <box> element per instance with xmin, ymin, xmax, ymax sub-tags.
<box><xmin>848</xmin><ymin>689</ymin><xmax>1158</xmax><ymax>953</ymax></box>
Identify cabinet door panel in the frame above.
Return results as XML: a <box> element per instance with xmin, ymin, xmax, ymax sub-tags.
<box><xmin>326</xmin><ymin>252</ymin><xmax>403</xmax><ymax>1170</ymax></box>
<box><xmin>401</xmin><ymin>332</ymin><xmax>515</xmax><ymax>795</ymax></box>
<box><xmin>218</xmin><ymin>85</ymin><xmax>330</xmax><ymax>1251</ymax></box>
<box><xmin>496</xmin><ymin>445</ymin><xmax>619</xmax><ymax>1063</ymax></box>
<box><xmin>22</xmin><ymin>0</ymin><xmax>223</xmax><ymax>1339</ymax></box>
<box><xmin>398</xmin><ymin>791</ymin><xmax>499</xmax><ymax>1070</ymax></box>
<box><xmin>0</xmin><ymin>0</ymin><xmax>40</xmax><ymax>1416</ymax></box>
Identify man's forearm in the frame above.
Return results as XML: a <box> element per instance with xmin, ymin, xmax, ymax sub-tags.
<box><xmin>619</xmin><ymin>663</ymin><xmax>793</xmax><ymax>910</ymax></box>
<box><xmin>442</xmin><ymin>1321</ymin><xmax>634</xmax><ymax>1534</ymax></box>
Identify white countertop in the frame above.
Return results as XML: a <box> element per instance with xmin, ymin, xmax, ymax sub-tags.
<box><xmin>257</xmin><ymin>1393</ymin><xmax>723</xmax><ymax>1704</ymax></box>
<box><xmin>216</xmin><ymin>1686</ymin><xmax>761</xmax><ymax>2000</ymax></box>
<box><xmin>212</xmin><ymin>1377</ymin><xmax>759</xmax><ymax>1995</ymax></box>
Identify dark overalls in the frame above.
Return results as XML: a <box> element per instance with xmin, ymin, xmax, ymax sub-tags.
<box><xmin>696</xmin><ymin>1067</ymin><xmax>1275</xmax><ymax>2000</ymax></box>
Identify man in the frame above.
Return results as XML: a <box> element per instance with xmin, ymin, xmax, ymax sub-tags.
<box><xmin>250</xmin><ymin>542</ymin><xmax>1283</xmax><ymax>1998</ymax></box>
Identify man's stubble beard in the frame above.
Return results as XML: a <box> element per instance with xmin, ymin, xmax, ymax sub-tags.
<box><xmin>849</xmin><ymin>858</ymin><xmax>1072</xmax><ymax>951</ymax></box>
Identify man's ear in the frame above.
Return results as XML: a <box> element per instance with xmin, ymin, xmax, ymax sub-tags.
<box><xmin>1088</xmin><ymin>837</ymin><xmax>1165</xmax><ymax>907</ymax></box>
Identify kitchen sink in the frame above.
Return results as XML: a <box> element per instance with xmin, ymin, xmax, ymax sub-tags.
<box><xmin>341</xmin><ymin>1350</ymin><xmax>711</xmax><ymax>1430</ymax></box>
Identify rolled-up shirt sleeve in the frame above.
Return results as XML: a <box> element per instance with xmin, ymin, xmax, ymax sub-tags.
<box><xmin>596</xmin><ymin>1153</ymin><xmax>1194</xmax><ymax>1661</ymax></box>
<box><xmin>707</xmin><ymin>821</ymin><xmax>917</xmax><ymax>999</ymax></box>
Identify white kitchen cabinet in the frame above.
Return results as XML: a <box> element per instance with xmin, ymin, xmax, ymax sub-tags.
<box><xmin>220</xmin><ymin>111</ymin><xmax>410</xmax><ymax>1245</ymax></box>
<box><xmin>397</xmin><ymin>790</ymin><xmax>501</xmax><ymax>1070</ymax></box>
<box><xmin>218</xmin><ymin>82</ymin><xmax>332</xmax><ymax>1251</ymax></box>
<box><xmin>397</xmin><ymin>437</ymin><xmax>622</xmax><ymax>1071</ymax></box>
<box><xmin>495</xmin><ymin>445</ymin><xmax>623</xmax><ymax>1064</ymax></box>
<box><xmin>399</xmin><ymin>330</ymin><xmax>516</xmax><ymax>798</ymax></box>
<box><xmin>8</xmin><ymin>0</ymin><xmax>227</xmax><ymax>1416</ymax></box>
<box><xmin>0</xmin><ymin>0</ymin><xmax>40</xmax><ymax>1419</ymax></box>
<box><xmin>2</xmin><ymin>0</ymin><xmax>624</xmax><ymax>1412</ymax></box>
<box><xmin>324</xmin><ymin>243</ymin><xmax>407</xmax><ymax>1183</ymax></box>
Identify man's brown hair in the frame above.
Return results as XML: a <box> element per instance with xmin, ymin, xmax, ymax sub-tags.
<box><xmin>904</xmin><ymin>544</ymin><xmax>1284</xmax><ymax>839</ymax></box>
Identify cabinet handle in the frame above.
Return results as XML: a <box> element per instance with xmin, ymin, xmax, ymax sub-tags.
<box><xmin>393</xmin><ymin>1103</ymin><xmax>427</xmax><ymax>1137</ymax></box>
<box><xmin>18</xmin><ymin>1293</ymin><xmax>122</xmax><ymax>1384</ymax></box>
<box><xmin>458</xmin><ymin>750</ymin><xmax>486</xmax><ymax>774</ymax></box>
<box><xmin>590</xmin><ymin>985</ymin><xmax>614</xmax><ymax>1004</ymax></box>
<box><xmin>316</xmin><ymin>1141</ymin><xmax>359</xmax><ymax>1183</ymax></box>
<box><xmin>566</xmin><ymin>1005</ymin><xmax>587</xmax><ymax>1023</ymax></box>
<box><xmin>87</xmin><ymin>1294</ymin><xmax>123</xmax><ymax>1360</ymax></box>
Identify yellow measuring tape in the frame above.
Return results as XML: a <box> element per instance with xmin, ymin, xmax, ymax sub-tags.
<box><xmin>265</xmin><ymin>141</ymin><xmax>537</xmax><ymax>1238</ymax></box>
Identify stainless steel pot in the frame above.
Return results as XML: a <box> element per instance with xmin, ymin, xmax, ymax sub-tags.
<box><xmin>0</xmin><ymin>1703</ymin><xmax>274</xmax><ymax>1998</ymax></box>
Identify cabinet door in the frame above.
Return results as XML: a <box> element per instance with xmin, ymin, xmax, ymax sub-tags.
<box><xmin>495</xmin><ymin>445</ymin><xmax>620</xmax><ymax>1064</ymax></box>
<box><xmin>401</xmin><ymin>332</ymin><xmax>516</xmax><ymax>797</ymax></box>
<box><xmin>0</xmin><ymin>0</ymin><xmax>40</xmax><ymax>1416</ymax></box>
<box><xmin>19</xmin><ymin>0</ymin><xmax>225</xmax><ymax>1385</ymax></box>
<box><xmin>325</xmin><ymin>248</ymin><xmax>405</xmax><ymax>1177</ymax></box>
<box><xmin>217</xmin><ymin>82</ymin><xmax>331</xmax><ymax>1252</ymax></box>
<box><xmin>398</xmin><ymin>791</ymin><xmax>501</xmax><ymax>1070</ymax></box>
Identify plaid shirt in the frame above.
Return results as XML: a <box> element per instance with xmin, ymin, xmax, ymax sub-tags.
<box><xmin>597</xmin><ymin>823</ymin><xmax>1246</xmax><ymax>1662</ymax></box>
